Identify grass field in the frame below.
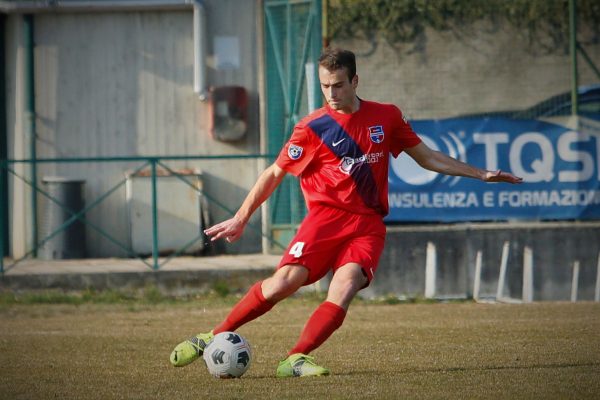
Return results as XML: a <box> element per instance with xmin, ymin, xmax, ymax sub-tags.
<box><xmin>0</xmin><ymin>294</ymin><xmax>599</xmax><ymax>399</ymax></box>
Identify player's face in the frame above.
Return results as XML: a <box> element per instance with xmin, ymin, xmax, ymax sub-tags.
<box><xmin>319</xmin><ymin>66</ymin><xmax>358</xmax><ymax>114</ymax></box>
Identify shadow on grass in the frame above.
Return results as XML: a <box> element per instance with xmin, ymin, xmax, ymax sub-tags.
<box><xmin>333</xmin><ymin>361</ymin><xmax>600</xmax><ymax>377</ymax></box>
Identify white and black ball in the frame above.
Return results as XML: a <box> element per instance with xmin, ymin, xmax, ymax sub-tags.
<box><xmin>203</xmin><ymin>332</ymin><xmax>252</xmax><ymax>378</ymax></box>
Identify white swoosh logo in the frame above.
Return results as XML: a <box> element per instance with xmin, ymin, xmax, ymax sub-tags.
<box><xmin>332</xmin><ymin>138</ymin><xmax>346</xmax><ymax>147</ymax></box>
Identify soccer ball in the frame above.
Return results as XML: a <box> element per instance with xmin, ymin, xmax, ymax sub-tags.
<box><xmin>203</xmin><ymin>332</ymin><xmax>252</xmax><ymax>378</ymax></box>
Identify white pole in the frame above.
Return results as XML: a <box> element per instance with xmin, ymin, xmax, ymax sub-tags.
<box><xmin>571</xmin><ymin>261</ymin><xmax>580</xmax><ymax>302</ymax></box>
<box><xmin>193</xmin><ymin>1</ymin><xmax>208</xmax><ymax>100</ymax></box>
<box><xmin>425</xmin><ymin>242</ymin><xmax>437</xmax><ymax>299</ymax></box>
<box><xmin>473</xmin><ymin>250</ymin><xmax>482</xmax><ymax>301</ymax></box>
<box><xmin>522</xmin><ymin>246</ymin><xmax>534</xmax><ymax>303</ymax></box>
<box><xmin>595</xmin><ymin>251</ymin><xmax>600</xmax><ymax>302</ymax></box>
<box><xmin>496</xmin><ymin>241</ymin><xmax>510</xmax><ymax>300</ymax></box>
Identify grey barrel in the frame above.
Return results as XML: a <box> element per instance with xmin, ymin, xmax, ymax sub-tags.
<box><xmin>39</xmin><ymin>177</ymin><xmax>86</xmax><ymax>260</ymax></box>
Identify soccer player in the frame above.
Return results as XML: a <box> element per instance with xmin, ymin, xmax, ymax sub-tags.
<box><xmin>170</xmin><ymin>48</ymin><xmax>522</xmax><ymax>377</ymax></box>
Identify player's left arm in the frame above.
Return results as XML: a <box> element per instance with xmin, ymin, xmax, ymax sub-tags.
<box><xmin>404</xmin><ymin>142</ymin><xmax>523</xmax><ymax>184</ymax></box>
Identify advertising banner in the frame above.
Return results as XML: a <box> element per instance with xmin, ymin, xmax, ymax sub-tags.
<box><xmin>387</xmin><ymin>117</ymin><xmax>600</xmax><ymax>222</ymax></box>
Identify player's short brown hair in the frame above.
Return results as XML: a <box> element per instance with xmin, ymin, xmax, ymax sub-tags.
<box><xmin>318</xmin><ymin>48</ymin><xmax>356</xmax><ymax>82</ymax></box>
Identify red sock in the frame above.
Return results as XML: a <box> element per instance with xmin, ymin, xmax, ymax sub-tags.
<box><xmin>288</xmin><ymin>301</ymin><xmax>346</xmax><ymax>356</ymax></box>
<box><xmin>213</xmin><ymin>281</ymin><xmax>274</xmax><ymax>334</ymax></box>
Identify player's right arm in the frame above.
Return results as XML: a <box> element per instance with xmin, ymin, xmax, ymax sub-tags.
<box><xmin>404</xmin><ymin>142</ymin><xmax>522</xmax><ymax>183</ymax></box>
<box><xmin>204</xmin><ymin>163</ymin><xmax>287</xmax><ymax>243</ymax></box>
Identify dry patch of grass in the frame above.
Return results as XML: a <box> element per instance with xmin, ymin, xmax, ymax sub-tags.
<box><xmin>0</xmin><ymin>300</ymin><xmax>599</xmax><ymax>399</ymax></box>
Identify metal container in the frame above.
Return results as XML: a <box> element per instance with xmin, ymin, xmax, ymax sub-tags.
<box><xmin>39</xmin><ymin>177</ymin><xmax>86</xmax><ymax>260</ymax></box>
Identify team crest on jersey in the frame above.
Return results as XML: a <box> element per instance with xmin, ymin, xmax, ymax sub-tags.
<box><xmin>368</xmin><ymin>125</ymin><xmax>384</xmax><ymax>143</ymax></box>
<box><xmin>288</xmin><ymin>144</ymin><xmax>303</xmax><ymax>160</ymax></box>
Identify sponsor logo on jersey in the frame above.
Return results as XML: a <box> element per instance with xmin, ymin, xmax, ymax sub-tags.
<box><xmin>288</xmin><ymin>144</ymin><xmax>303</xmax><ymax>160</ymax></box>
<box><xmin>339</xmin><ymin>151</ymin><xmax>384</xmax><ymax>174</ymax></box>
<box><xmin>368</xmin><ymin>125</ymin><xmax>384</xmax><ymax>143</ymax></box>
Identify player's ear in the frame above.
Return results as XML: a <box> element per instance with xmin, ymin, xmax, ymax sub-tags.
<box><xmin>352</xmin><ymin>74</ymin><xmax>358</xmax><ymax>89</ymax></box>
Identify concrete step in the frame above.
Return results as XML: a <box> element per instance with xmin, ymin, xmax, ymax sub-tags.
<box><xmin>0</xmin><ymin>254</ymin><xmax>280</xmax><ymax>296</ymax></box>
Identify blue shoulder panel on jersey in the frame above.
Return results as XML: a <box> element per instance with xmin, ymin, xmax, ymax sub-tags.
<box><xmin>307</xmin><ymin>114</ymin><xmax>382</xmax><ymax>213</ymax></box>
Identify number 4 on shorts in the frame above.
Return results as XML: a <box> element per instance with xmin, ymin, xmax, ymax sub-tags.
<box><xmin>289</xmin><ymin>241</ymin><xmax>305</xmax><ymax>258</ymax></box>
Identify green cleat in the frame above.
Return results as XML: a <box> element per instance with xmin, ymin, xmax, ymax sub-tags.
<box><xmin>170</xmin><ymin>332</ymin><xmax>214</xmax><ymax>367</ymax></box>
<box><xmin>276</xmin><ymin>353</ymin><xmax>330</xmax><ymax>378</ymax></box>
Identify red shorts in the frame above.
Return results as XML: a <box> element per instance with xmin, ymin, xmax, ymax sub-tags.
<box><xmin>277</xmin><ymin>205</ymin><xmax>386</xmax><ymax>286</ymax></box>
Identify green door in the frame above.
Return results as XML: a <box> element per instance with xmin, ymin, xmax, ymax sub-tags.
<box><xmin>264</xmin><ymin>0</ymin><xmax>322</xmax><ymax>250</ymax></box>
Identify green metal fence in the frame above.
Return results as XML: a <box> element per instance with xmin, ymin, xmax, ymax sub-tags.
<box><xmin>0</xmin><ymin>154</ymin><xmax>287</xmax><ymax>275</ymax></box>
<box><xmin>264</xmin><ymin>0</ymin><xmax>322</xmax><ymax>246</ymax></box>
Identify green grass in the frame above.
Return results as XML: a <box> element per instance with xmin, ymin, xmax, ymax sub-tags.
<box><xmin>0</xmin><ymin>286</ymin><xmax>240</xmax><ymax>306</ymax></box>
<box><xmin>0</xmin><ymin>298</ymin><xmax>598</xmax><ymax>399</ymax></box>
<box><xmin>0</xmin><ymin>287</ymin><xmax>451</xmax><ymax>307</ymax></box>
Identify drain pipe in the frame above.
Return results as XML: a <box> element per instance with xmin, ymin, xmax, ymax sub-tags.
<box><xmin>0</xmin><ymin>14</ymin><xmax>7</xmax><ymax>263</ymax></box>
<box><xmin>193</xmin><ymin>0</ymin><xmax>207</xmax><ymax>100</ymax></box>
<box><xmin>24</xmin><ymin>14</ymin><xmax>38</xmax><ymax>256</ymax></box>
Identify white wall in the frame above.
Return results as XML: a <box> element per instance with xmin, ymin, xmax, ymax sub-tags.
<box><xmin>5</xmin><ymin>1</ymin><xmax>264</xmax><ymax>258</ymax></box>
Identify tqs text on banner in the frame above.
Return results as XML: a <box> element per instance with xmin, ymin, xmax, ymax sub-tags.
<box><xmin>387</xmin><ymin>117</ymin><xmax>600</xmax><ymax>222</ymax></box>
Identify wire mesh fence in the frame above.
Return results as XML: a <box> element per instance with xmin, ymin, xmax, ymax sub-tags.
<box><xmin>0</xmin><ymin>155</ymin><xmax>289</xmax><ymax>274</ymax></box>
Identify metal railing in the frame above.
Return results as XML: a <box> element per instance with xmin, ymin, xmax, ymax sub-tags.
<box><xmin>0</xmin><ymin>154</ymin><xmax>287</xmax><ymax>275</ymax></box>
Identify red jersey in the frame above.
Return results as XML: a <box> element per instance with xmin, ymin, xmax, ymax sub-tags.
<box><xmin>275</xmin><ymin>99</ymin><xmax>421</xmax><ymax>215</ymax></box>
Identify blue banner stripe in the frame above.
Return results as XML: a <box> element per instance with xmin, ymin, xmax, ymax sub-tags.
<box><xmin>307</xmin><ymin>114</ymin><xmax>382</xmax><ymax>212</ymax></box>
<box><xmin>387</xmin><ymin>117</ymin><xmax>600</xmax><ymax>222</ymax></box>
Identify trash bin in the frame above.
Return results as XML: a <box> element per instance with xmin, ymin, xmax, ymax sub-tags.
<box><xmin>39</xmin><ymin>177</ymin><xmax>86</xmax><ymax>260</ymax></box>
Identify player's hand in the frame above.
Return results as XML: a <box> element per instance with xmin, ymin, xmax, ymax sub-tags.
<box><xmin>204</xmin><ymin>215</ymin><xmax>246</xmax><ymax>243</ymax></box>
<box><xmin>484</xmin><ymin>170</ymin><xmax>523</xmax><ymax>184</ymax></box>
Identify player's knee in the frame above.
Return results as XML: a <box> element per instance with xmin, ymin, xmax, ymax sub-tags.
<box><xmin>263</xmin><ymin>279</ymin><xmax>299</xmax><ymax>302</ymax></box>
<box><xmin>329</xmin><ymin>273</ymin><xmax>364</xmax><ymax>299</ymax></box>
<box><xmin>326</xmin><ymin>276</ymin><xmax>363</xmax><ymax>310</ymax></box>
<box><xmin>262</xmin><ymin>265</ymin><xmax>307</xmax><ymax>302</ymax></box>
<box><xmin>335</xmin><ymin>276</ymin><xmax>363</xmax><ymax>296</ymax></box>
<box><xmin>332</xmin><ymin>265</ymin><xmax>367</xmax><ymax>293</ymax></box>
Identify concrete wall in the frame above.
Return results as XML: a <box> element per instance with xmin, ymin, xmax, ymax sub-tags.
<box><xmin>334</xmin><ymin>23</ymin><xmax>600</xmax><ymax>119</ymax></box>
<box><xmin>4</xmin><ymin>1</ymin><xmax>264</xmax><ymax>258</ymax></box>
<box><xmin>326</xmin><ymin>22</ymin><xmax>600</xmax><ymax>301</ymax></box>
<box><xmin>361</xmin><ymin>222</ymin><xmax>600</xmax><ymax>302</ymax></box>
